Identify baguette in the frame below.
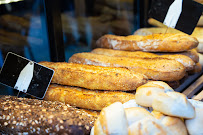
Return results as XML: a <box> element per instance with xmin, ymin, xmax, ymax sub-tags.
<box><xmin>156</xmin><ymin>49</ymin><xmax>199</xmax><ymax>63</ymax></box>
<box><xmin>0</xmin><ymin>96</ymin><xmax>97</xmax><ymax>134</ymax></box>
<box><xmin>68</xmin><ymin>52</ymin><xmax>186</xmax><ymax>81</ymax></box>
<box><xmin>44</xmin><ymin>84</ymin><xmax>135</xmax><ymax>110</ymax></box>
<box><xmin>96</xmin><ymin>33</ymin><xmax>198</xmax><ymax>52</ymax></box>
<box><xmin>134</xmin><ymin>27</ymin><xmax>203</xmax><ymax>53</ymax></box>
<box><xmin>39</xmin><ymin>61</ymin><xmax>147</xmax><ymax>91</ymax></box>
<box><xmin>91</xmin><ymin>48</ymin><xmax>195</xmax><ymax>71</ymax></box>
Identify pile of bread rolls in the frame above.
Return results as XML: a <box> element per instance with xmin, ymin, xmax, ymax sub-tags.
<box><xmin>91</xmin><ymin>81</ymin><xmax>203</xmax><ymax>135</ymax></box>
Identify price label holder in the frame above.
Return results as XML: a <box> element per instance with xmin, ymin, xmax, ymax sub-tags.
<box><xmin>149</xmin><ymin>0</ymin><xmax>203</xmax><ymax>34</ymax></box>
<box><xmin>0</xmin><ymin>52</ymin><xmax>54</xmax><ymax>99</ymax></box>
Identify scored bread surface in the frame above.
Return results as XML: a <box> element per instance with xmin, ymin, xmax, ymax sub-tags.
<box><xmin>92</xmin><ymin>48</ymin><xmax>195</xmax><ymax>71</ymax></box>
<box><xmin>68</xmin><ymin>53</ymin><xmax>186</xmax><ymax>81</ymax></box>
<box><xmin>44</xmin><ymin>84</ymin><xmax>135</xmax><ymax>111</ymax></box>
<box><xmin>96</xmin><ymin>34</ymin><xmax>198</xmax><ymax>52</ymax></box>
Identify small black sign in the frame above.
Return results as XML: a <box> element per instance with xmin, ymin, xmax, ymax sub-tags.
<box><xmin>149</xmin><ymin>0</ymin><xmax>203</xmax><ymax>34</ymax></box>
<box><xmin>0</xmin><ymin>52</ymin><xmax>54</xmax><ymax>99</ymax></box>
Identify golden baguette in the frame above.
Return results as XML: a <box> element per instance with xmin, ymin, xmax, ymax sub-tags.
<box><xmin>91</xmin><ymin>48</ymin><xmax>195</xmax><ymax>71</ymax></box>
<box><xmin>68</xmin><ymin>53</ymin><xmax>186</xmax><ymax>81</ymax></box>
<box><xmin>96</xmin><ymin>33</ymin><xmax>198</xmax><ymax>52</ymax></box>
<box><xmin>39</xmin><ymin>61</ymin><xmax>147</xmax><ymax>91</ymax></box>
<box><xmin>44</xmin><ymin>84</ymin><xmax>135</xmax><ymax>110</ymax></box>
<box><xmin>156</xmin><ymin>49</ymin><xmax>199</xmax><ymax>63</ymax></box>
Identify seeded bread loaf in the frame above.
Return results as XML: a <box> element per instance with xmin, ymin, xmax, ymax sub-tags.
<box><xmin>44</xmin><ymin>84</ymin><xmax>135</xmax><ymax>110</ymax></box>
<box><xmin>96</xmin><ymin>33</ymin><xmax>198</xmax><ymax>52</ymax></box>
<box><xmin>0</xmin><ymin>96</ymin><xmax>97</xmax><ymax>134</ymax></box>
<box><xmin>68</xmin><ymin>52</ymin><xmax>186</xmax><ymax>81</ymax></box>
<box><xmin>39</xmin><ymin>62</ymin><xmax>148</xmax><ymax>91</ymax></box>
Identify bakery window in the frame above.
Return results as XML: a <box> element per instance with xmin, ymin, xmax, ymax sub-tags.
<box><xmin>0</xmin><ymin>0</ymin><xmax>146</xmax><ymax>95</ymax></box>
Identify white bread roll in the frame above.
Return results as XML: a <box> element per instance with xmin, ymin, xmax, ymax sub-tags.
<box><xmin>135</xmin><ymin>81</ymin><xmax>174</xmax><ymax>107</ymax></box>
<box><xmin>90</xmin><ymin>126</ymin><xmax>94</xmax><ymax>135</ymax></box>
<box><xmin>128</xmin><ymin>117</ymin><xmax>173</xmax><ymax>135</ymax></box>
<box><xmin>186</xmin><ymin>99</ymin><xmax>203</xmax><ymax>135</ymax></box>
<box><xmin>124</xmin><ymin>107</ymin><xmax>153</xmax><ymax>126</ymax></box>
<box><xmin>152</xmin><ymin>111</ymin><xmax>188</xmax><ymax>135</ymax></box>
<box><xmin>152</xmin><ymin>92</ymin><xmax>195</xmax><ymax>119</ymax></box>
<box><xmin>123</xmin><ymin>99</ymin><xmax>140</xmax><ymax>108</ymax></box>
<box><xmin>185</xmin><ymin>108</ymin><xmax>203</xmax><ymax>135</ymax></box>
<box><xmin>188</xmin><ymin>99</ymin><xmax>203</xmax><ymax>108</ymax></box>
<box><xmin>123</xmin><ymin>99</ymin><xmax>150</xmax><ymax>111</ymax></box>
<box><xmin>94</xmin><ymin>102</ymin><xmax>128</xmax><ymax>135</ymax></box>
<box><xmin>198</xmin><ymin>53</ymin><xmax>203</xmax><ymax>66</ymax></box>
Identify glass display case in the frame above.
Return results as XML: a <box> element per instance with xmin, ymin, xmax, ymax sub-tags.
<box><xmin>0</xmin><ymin>0</ymin><xmax>202</xmax><ymax>99</ymax></box>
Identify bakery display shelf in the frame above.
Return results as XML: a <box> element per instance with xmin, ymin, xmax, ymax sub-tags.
<box><xmin>182</xmin><ymin>73</ymin><xmax>203</xmax><ymax>101</ymax></box>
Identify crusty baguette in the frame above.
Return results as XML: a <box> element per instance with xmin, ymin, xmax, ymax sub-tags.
<box><xmin>44</xmin><ymin>84</ymin><xmax>135</xmax><ymax>110</ymax></box>
<box><xmin>134</xmin><ymin>27</ymin><xmax>180</xmax><ymax>36</ymax></box>
<box><xmin>91</xmin><ymin>48</ymin><xmax>195</xmax><ymax>71</ymax></box>
<box><xmin>39</xmin><ymin>61</ymin><xmax>147</xmax><ymax>91</ymax></box>
<box><xmin>148</xmin><ymin>18</ymin><xmax>167</xmax><ymax>28</ymax></box>
<box><xmin>68</xmin><ymin>53</ymin><xmax>186</xmax><ymax>81</ymax></box>
<box><xmin>156</xmin><ymin>49</ymin><xmax>199</xmax><ymax>63</ymax></box>
<box><xmin>96</xmin><ymin>33</ymin><xmax>198</xmax><ymax>52</ymax></box>
<box><xmin>0</xmin><ymin>96</ymin><xmax>97</xmax><ymax>134</ymax></box>
<box><xmin>134</xmin><ymin>27</ymin><xmax>203</xmax><ymax>53</ymax></box>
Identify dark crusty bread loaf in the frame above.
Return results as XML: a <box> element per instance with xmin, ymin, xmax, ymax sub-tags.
<box><xmin>0</xmin><ymin>96</ymin><xmax>97</xmax><ymax>134</ymax></box>
<box><xmin>39</xmin><ymin>61</ymin><xmax>147</xmax><ymax>91</ymax></box>
<box><xmin>96</xmin><ymin>34</ymin><xmax>198</xmax><ymax>52</ymax></box>
<box><xmin>68</xmin><ymin>52</ymin><xmax>186</xmax><ymax>81</ymax></box>
<box><xmin>91</xmin><ymin>48</ymin><xmax>195</xmax><ymax>71</ymax></box>
<box><xmin>44</xmin><ymin>84</ymin><xmax>135</xmax><ymax>111</ymax></box>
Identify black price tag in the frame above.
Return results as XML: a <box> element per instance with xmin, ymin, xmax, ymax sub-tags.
<box><xmin>149</xmin><ymin>0</ymin><xmax>203</xmax><ymax>34</ymax></box>
<box><xmin>0</xmin><ymin>52</ymin><xmax>54</xmax><ymax>99</ymax></box>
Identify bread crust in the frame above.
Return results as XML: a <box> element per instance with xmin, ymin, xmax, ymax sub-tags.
<box><xmin>96</xmin><ymin>34</ymin><xmax>198</xmax><ymax>52</ymax></box>
<box><xmin>92</xmin><ymin>48</ymin><xmax>195</xmax><ymax>71</ymax></box>
<box><xmin>68</xmin><ymin>53</ymin><xmax>186</xmax><ymax>81</ymax></box>
<box><xmin>0</xmin><ymin>96</ymin><xmax>97</xmax><ymax>134</ymax></box>
<box><xmin>156</xmin><ymin>49</ymin><xmax>199</xmax><ymax>63</ymax></box>
<box><xmin>44</xmin><ymin>84</ymin><xmax>135</xmax><ymax>110</ymax></box>
<box><xmin>39</xmin><ymin>61</ymin><xmax>147</xmax><ymax>91</ymax></box>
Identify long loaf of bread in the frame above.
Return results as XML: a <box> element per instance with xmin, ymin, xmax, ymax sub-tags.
<box><xmin>68</xmin><ymin>53</ymin><xmax>186</xmax><ymax>81</ymax></box>
<box><xmin>44</xmin><ymin>84</ymin><xmax>135</xmax><ymax>110</ymax></box>
<box><xmin>39</xmin><ymin>62</ymin><xmax>147</xmax><ymax>91</ymax></box>
<box><xmin>91</xmin><ymin>48</ymin><xmax>195</xmax><ymax>71</ymax></box>
<box><xmin>96</xmin><ymin>34</ymin><xmax>198</xmax><ymax>52</ymax></box>
<box><xmin>156</xmin><ymin>49</ymin><xmax>199</xmax><ymax>63</ymax></box>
